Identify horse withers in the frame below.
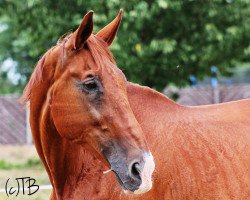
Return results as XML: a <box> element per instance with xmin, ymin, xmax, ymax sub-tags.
<box><xmin>21</xmin><ymin>10</ymin><xmax>154</xmax><ymax>199</ymax></box>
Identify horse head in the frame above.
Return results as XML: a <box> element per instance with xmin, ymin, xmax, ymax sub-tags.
<box><xmin>22</xmin><ymin>10</ymin><xmax>154</xmax><ymax>195</ymax></box>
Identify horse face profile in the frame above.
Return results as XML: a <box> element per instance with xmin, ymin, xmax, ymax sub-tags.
<box><xmin>22</xmin><ymin>10</ymin><xmax>154</xmax><ymax>195</ymax></box>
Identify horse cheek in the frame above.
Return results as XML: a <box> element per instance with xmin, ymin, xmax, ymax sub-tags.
<box><xmin>50</xmin><ymin>96</ymin><xmax>91</xmax><ymax>140</ymax></box>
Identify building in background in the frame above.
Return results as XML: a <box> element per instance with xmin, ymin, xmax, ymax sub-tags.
<box><xmin>0</xmin><ymin>97</ymin><xmax>31</xmax><ymax>144</ymax></box>
<box><xmin>164</xmin><ymin>65</ymin><xmax>250</xmax><ymax>106</ymax></box>
<box><xmin>165</xmin><ymin>84</ymin><xmax>250</xmax><ymax>106</ymax></box>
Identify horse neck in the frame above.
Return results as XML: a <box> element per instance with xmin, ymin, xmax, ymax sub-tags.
<box><xmin>127</xmin><ymin>82</ymin><xmax>186</xmax><ymax>151</ymax></box>
<box><xmin>127</xmin><ymin>82</ymin><xmax>183</xmax><ymax>119</ymax></box>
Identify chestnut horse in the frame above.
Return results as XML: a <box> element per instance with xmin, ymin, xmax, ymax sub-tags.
<box><xmin>22</xmin><ymin>10</ymin><xmax>250</xmax><ymax>200</ymax></box>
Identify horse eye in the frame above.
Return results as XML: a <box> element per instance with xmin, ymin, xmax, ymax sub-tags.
<box><xmin>83</xmin><ymin>79</ymin><xmax>98</xmax><ymax>91</ymax></box>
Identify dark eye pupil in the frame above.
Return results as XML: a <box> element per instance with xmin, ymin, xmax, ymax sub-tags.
<box><xmin>84</xmin><ymin>81</ymin><xmax>97</xmax><ymax>90</ymax></box>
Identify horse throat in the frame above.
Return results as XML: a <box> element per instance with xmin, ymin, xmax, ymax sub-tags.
<box><xmin>37</xmin><ymin>103</ymin><xmax>111</xmax><ymax>199</ymax></box>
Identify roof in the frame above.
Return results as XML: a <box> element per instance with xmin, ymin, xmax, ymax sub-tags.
<box><xmin>0</xmin><ymin>96</ymin><xmax>26</xmax><ymax>144</ymax></box>
<box><xmin>164</xmin><ymin>84</ymin><xmax>250</xmax><ymax>106</ymax></box>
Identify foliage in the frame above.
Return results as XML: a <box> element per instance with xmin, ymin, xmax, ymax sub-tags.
<box><xmin>0</xmin><ymin>0</ymin><xmax>250</xmax><ymax>92</ymax></box>
<box><xmin>0</xmin><ymin>71</ymin><xmax>20</xmax><ymax>94</ymax></box>
<box><xmin>0</xmin><ymin>158</ymin><xmax>43</xmax><ymax>170</ymax></box>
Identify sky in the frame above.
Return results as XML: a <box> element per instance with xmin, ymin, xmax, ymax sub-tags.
<box><xmin>1</xmin><ymin>58</ymin><xmax>21</xmax><ymax>85</ymax></box>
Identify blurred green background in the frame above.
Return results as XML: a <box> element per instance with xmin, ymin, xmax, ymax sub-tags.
<box><xmin>1</xmin><ymin>0</ymin><xmax>250</xmax><ymax>94</ymax></box>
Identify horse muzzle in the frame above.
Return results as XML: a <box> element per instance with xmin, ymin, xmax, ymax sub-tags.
<box><xmin>112</xmin><ymin>159</ymin><xmax>143</xmax><ymax>192</ymax></box>
<box><xmin>101</xmin><ymin>141</ymin><xmax>155</xmax><ymax>194</ymax></box>
<box><xmin>112</xmin><ymin>153</ymin><xmax>155</xmax><ymax>194</ymax></box>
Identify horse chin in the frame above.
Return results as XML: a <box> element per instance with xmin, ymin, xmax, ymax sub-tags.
<box><xmin>122</xmin><ymin>180</ymin><xmax>153</xmax><ymax>195</ymax></box>
<box><xmin>133</xmin><ymin>179</ymin><xmax>153</xmax><ymax>194</ymax></box>
<box><xmin>121</xmin><ymin>177</ymin><xmax>153</xmax><ymax>195</ymax></box>
<box><xmin>112</xmin><ymin>169</ymin><xmax>140</xmax><ymax>192</ymax></box>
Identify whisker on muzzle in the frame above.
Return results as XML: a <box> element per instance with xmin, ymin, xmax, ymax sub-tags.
<box><xmin>103</xmin><ymin>168</ymin><xmax>112</xmax><ymax>174</ymax></box>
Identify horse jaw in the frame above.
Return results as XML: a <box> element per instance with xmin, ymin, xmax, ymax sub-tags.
<box><xmin>133</xmin><ymin>152</ymin><xmax>155</xmax><ymax>195</ymax></box>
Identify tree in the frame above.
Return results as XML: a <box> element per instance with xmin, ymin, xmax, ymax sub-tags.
<box><xmin>0</xmin><ymin>0</ymin><xmax>250</xmax><ymax>93</ymax></box>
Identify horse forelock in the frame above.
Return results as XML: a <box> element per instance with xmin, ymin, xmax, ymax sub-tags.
<box><xmin>20</xmin><ymin>33</ymin><xmax>116</xmax><ymax>103</ymax></box>
<box><xmin>86</xmin><ymin>34</ymin><xmax>116</xmax><ymax>72</ymax></box>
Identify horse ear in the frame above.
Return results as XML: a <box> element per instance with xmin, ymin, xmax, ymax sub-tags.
<box><xmin>72</xmin><ymin>11</ymin><xmax>94</xmax><ymax>49</ymax></box>
<box><xmin>96</xmin><ymin>9</ymin><xmax>122</xmax><ymax>46</ymax></box>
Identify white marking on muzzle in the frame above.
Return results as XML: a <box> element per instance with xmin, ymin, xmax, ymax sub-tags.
<box><xmin>134</xmin><ymin>152</ymin><xmax>155</xmax><ymax>195</ymax></box>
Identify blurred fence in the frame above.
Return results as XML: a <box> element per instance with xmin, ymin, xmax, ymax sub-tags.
<box><xmin>0</xmin><ymin>97</ymin><xmax>28</xmax><ymax>144</ymax></box>
<box><xmin>165</xmin><ymin>84</ymin><xmax>250</xmax><ymax>106</ymax></box>
<box><xmin>1</xmin><ymin>84</ymin><xmax>250</xmax><ymax>144</ymax></box>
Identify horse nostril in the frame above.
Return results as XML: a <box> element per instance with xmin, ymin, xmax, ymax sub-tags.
<box><xmin>130</xmin><ymin>162</ymin><xmax>141</xmax><ymax>180</ymax></box>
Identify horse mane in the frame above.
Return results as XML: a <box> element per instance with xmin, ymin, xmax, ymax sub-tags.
<box><xmin>20</xmin><ymin>54</ymin><xmax>46</xmax><ymax>103</ymax></box>
<box><xmin>20</xmin><ymin>33</ymin><xmax>115</xmax><ymax>103</ymax></box>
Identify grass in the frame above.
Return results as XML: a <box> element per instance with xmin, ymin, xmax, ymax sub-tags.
<box><xmin>0</xmin><ymin>145</ymin><xmax>51</xmax><ymax>200</ymax></box>
<box><xmin>0</xmin><ymin>158</ymin><xmax>43</xmax><ymax>170</ymax></box>
<box><xmin>0</xmin><ymin>190</ymin><xmax>51</xmax><ymax>200</ymax></box>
